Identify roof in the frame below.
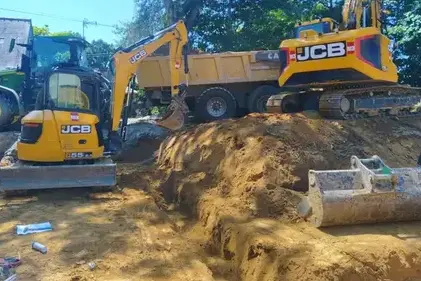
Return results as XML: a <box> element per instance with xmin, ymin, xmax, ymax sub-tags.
<box><xmin>0</xmin><ymin>17</ymin><xmax>33</xmax><ymax>71</ymax></box>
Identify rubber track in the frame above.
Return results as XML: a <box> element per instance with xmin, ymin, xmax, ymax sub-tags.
<box><xmin>319</xmin><ymin>84</ymin><xmax>421</xmax><ymax>120</ymax></box>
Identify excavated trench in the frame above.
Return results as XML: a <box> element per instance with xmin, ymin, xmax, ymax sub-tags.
<box><xmin>130</xmin><ymin>112</ymin><xmax>421</xmax><ymax>281</ymax></box>
<box><xmin>2</xmin><ymin>113</ymin><xmax>421</xmax><ymax>280</ymax></box>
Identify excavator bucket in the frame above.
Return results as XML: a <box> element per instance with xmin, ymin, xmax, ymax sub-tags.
<box><xmin>297</xmin><ymin>155</ymin><xmax>421</xmax><ymax>227</ymax></box>
<box><xmin>154</xmin><ymin>88</ymin><xmax>189</xmax><ymax>131</ymax></box>
<box><xmin>0</xmin><ymin>158</ymin><xmax>116</xmax><ymax>191</ymax></box>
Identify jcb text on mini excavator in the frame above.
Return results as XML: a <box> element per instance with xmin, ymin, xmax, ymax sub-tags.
<box><xmin>267</xmin><ymin>0</ymin><xmax>421</xmax><ymax>119</ymax></box>
<box><xmin>0</xmin><ymin>20</ymin><xmax>189</xmax><ymax>191</ymax></box>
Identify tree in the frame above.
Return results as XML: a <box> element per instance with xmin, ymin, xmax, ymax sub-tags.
<box><xmin>86</xmin><ymin>40</ymin><xmax>116</xmax><ymax>70</ymax></box>
<box><xmin>33</xmin><ymin>25</ymin><xmax>50</xmax><ymax>36</ymax></box>
<box><xmin>388</xmin><ymin>1</ymin><xmax>421</xmax><ymax>86</ymax></box>
<box><xmin>189</xmin><ymin>0</ymin><xmax>318</xmax><ymax>52</ymax></box>
<box><xmin>114</xmin><ymin>0</ymin><xmax>203</xmax><ymax>47</ymax></box>
<box><xmin>114</xmin><ymin>0</ymin><xmax>166</xmax><ymax>47</ymax></box>
<box><xmin>33</xmin><ymin>25</ymin><xmax>82</xmax><ymax>37</ymax></box>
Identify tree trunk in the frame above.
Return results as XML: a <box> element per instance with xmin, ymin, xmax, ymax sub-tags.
<box><xmin>182</xmin><ymin>0</ymin><xmax>203</xmax><ymax>29</ymax></box>
<box><xmin>163</xmin><ymin>0</ymin><xmax>176</xmax><ymax>25</ymax></box>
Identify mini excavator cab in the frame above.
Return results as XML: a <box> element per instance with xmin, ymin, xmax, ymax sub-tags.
<box><xmin>18</xmin><ymin>68</ymin><xmax>106</xmax><ymax>163</ymax></box>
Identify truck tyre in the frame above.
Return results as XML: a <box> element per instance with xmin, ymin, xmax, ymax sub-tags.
<box><xmin>0</xmin><ymin>95</ymin><xmax>14</xmax><ymax>130</ymax></box>
<box><xmin>247</xmin><ymin>85</ymin><xmax>280</xmax><ymax>113</ymax></box>
<box><xmin>195</xmin><ymin>87</ymin><xmax>237</xmax><ymax>122</ymax></box>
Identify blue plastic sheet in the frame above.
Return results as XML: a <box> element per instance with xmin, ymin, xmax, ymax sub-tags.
<box><xmin>16</xmin><ymin>222</ymin><xmax>53</xmax><ymax>235</ymax></box>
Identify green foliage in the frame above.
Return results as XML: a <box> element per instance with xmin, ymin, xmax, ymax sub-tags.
<box><xmin>86</xmin><ymin>40</ymin><xmax>116</xmax><ymax>70</ymax></box>
<box><xmin>33</xmin><ymin>25</ymin><xmax>82</xmax><ymax>37</ymax></box>
<box><xmin>33</xmin><ymin>25</ymin><xmax>50</xmax><ymax>36</ymax></box>
<box><xmin>114</xmin><ymin>0</ymin><xmax>166</xmax><ymax>46</ymax></box>
<box><xmin>388</xmin><ymin>1</ymin><xmax>421</xmax><ymax>85</ymax></box>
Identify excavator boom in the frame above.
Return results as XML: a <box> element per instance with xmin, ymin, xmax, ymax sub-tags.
<box><xmin>110</xmin><ymin>20</ymin><xmax>189</xmax><ymax>133</ymax></box>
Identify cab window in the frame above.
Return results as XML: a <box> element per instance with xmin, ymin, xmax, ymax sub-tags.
<box><xmin>295</xmin><ymin>22</ymin><xmax>331</xmax><ymax>38</ymax></box>
<box><xmin>48</xmin><ymin>73</ymin><xmax>95</xmax><ymax>111</ymax></box>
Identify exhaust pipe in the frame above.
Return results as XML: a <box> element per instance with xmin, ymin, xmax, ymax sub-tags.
<box><xmin>298</xmin><ymin>155</ymin><xmax>421</xmax><ymax>227</ymax></box>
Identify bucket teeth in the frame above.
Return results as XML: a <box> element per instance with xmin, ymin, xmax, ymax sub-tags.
<box><xmin>301</xmin><ymin>155</ymin><xmax>421</xmax><ymax>227</ymax></box>
<box><xmin>155</xmin><ymin>95</ymin><xmax>189</xmax><ymax>131</ymax></box>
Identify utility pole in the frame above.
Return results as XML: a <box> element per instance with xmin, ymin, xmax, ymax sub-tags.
<box><xmin>82</xmin><ymin>18</ymin><xmax>117</xmax><ymax>39</ymax></box>
<box><xmin>82</xmin><ymin>18</ymin><xmax>99</xmax><ymax>39</ymax></box>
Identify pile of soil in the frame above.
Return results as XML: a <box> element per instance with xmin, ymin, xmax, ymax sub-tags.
<box><xmin>148</xmin><ymin>112</ymin><xmax>421</xmax><ymax>281</ymax></box>
<box><xmin>156</xmin><ymin>112</ymin><xmax>421</xmax><ymax>219</ymax></box>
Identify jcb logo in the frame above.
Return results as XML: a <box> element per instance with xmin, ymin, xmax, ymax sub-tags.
<box><xmin>297</xmin><ymin>42</ymin><xmax>346</xmax><ymax>62</ymax></box>
<box><xmin>61</xmin><ymin>125</ymin><xmax>91</xmax><ymax>134</ymax></box>
<box><xmin>129</xmin><ymin>49</ymin><xmax>148</xmax><ymax>64</ymax></box>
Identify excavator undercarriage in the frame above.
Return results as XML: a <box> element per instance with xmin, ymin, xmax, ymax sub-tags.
<box><xmin>267</xmin><ymin>83</ymin><xmax>421</xmax><ymax>120</ymax></box>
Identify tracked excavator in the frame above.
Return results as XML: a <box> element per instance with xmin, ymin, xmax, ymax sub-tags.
<box><xmin>266</xmin><ymin>0</ymin><xmax>421</xmax><ymax>119</ymax></box>
<box><xmin>0</xmin><ymin>20</ymin><xmax>189</xmax><ymax>191</ymax></box>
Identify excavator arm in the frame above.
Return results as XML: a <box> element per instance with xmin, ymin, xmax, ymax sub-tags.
<box><xmin>109</xmin><ymin>20</ymin><xmax>189</xmax><ymax>135</ymax></box>
<box><xmin>342</xmin><ymin>0</ymin><xmax>382</xmax><ymax>30</ymax></box>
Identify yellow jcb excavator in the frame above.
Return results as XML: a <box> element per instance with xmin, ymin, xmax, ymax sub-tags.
<box><xmin>0</xmin><ymin>20</ymin><xmax>189</xmax><ymax>191</ymax></box>
<box><xmin>266</xmin><ymin>0</ymin><xmax>421</xmax><ymax>119</ymax></box>
<box><xmin>268</xmin><ymin>1</ymin><xmax>421</xmax><ymax>227</ymax></box>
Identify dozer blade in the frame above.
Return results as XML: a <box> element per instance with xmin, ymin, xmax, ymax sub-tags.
<box><xmin>0</xmin><ymin>158</ymin><xmax>116</xmax><ymax>191</ymax></box>
<box><xmin>297</xmin><ymin>155</ymin><xmax>421</xmax><ymax>227</ymax></box>
<box><xmin>155</xmin><ymin>90</ymin><xmax>189</xmax><ymax>131</ymax></box>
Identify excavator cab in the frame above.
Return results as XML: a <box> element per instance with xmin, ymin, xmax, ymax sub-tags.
<box><xmin>18</xmin><ymin>68</ymin><xmax>106</xmax><ymax>163</ymax></box>
<box><xmin>294</xmin><ymin>18</ymin><xmax>336</xmax><ymax>38</ymax></box>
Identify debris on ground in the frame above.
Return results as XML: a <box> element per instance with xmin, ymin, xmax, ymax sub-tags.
<box><xmin>87</xmin><ymin>261</ymin><xmax>96</xmax><ymax>271</ymax></box>
<box><xmin>0</xmin><ymin>257</ymin><xmax>21</xmax><ymax>269</ymax></box>
<box><xmin>16</xmin><ymin>222</ymin><xmax>53</xmax><ymax>235</ymax></box>
<box><xmin>0</xmin><ymin>132</ymin><xmax>19</xmax><ymax>158</ymax></box>
<box><xmin>31</xmin><ymin>242</ymin><xmax>48</xmax><ymax>254</ymax></box>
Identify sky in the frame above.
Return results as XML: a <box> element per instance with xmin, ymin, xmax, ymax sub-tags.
<box><xmin>0</xmin><ymin>0</ymin><xmax>135</xmax><ymax>44</ymax></box>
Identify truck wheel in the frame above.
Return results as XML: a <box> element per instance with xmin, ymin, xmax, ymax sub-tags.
<box><xmin>247</xmin><ymin>85</ymin><xmax>280</xmax><ymax>113</ymax></box>
<box><xmin>0</xmin><ymin>95</ymin><xmax>14</xmax><ymax>130</ymax></box>
<box><xmin>195</xmin><ymin>87</ymin><xmax>237</xmax><ymax>122</ymax></box>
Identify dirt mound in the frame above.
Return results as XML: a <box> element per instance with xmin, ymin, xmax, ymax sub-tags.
<box><xmin>150</xmin><ymin>112</ymin><xmax>421</xmax><ymax>281</ymax></box>
<box><xmin>157</xmin><ymin>113</ymin><xmax>421</xmax><ymax>219</ymax></box>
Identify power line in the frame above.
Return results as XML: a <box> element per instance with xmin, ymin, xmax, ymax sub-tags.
<box><xmin>0</xmin><ymin>7</ymin><xmax>117</xmax><ymax>28</ymax></box>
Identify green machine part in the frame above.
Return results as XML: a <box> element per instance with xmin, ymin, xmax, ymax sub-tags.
<box><xmin>0</xmin><ymin>70</ymin><xmax>25</xmax><ymax>129</ymax></box>
<box><xmin>0</xmin><ymin>70</ymin><xmax>25</xmax><ymax>92</ymax></box>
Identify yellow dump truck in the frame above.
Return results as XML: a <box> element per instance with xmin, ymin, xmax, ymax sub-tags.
<box><xmin>136</xmin><ymin>50</ymin><xmax>280</xmax><ymax>121</ymax></box>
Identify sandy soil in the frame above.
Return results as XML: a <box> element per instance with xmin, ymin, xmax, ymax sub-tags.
<box><xmin>0</xmin><ymin>179</ymin><xmax>235</xmax><ymax>281</ymax></box>
<box><xmin>2</xmin><ymin>112</ymin><xmax>421</xmax><ymax>281</ymax></box>
<box><xmin>152</xmin><ymin>112</ymin><xmax>421</xmax><ymax>281</ymax></box>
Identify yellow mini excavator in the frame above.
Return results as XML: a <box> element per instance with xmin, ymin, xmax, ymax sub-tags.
<box><xmin>266</xmin><ymin>0</ymin><xmax>421</xmax><ymax>119</ymax></box>
<box><xmin>0</xmin><ymin>20</ymin><xmax>189</xmax><ymax>191</ymax></box>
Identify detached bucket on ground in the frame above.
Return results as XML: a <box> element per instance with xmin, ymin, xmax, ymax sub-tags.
<box><xmin>298</xmin><ymin>155</ymin><xmax>421</xmax><ymax>227</ymax></box>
